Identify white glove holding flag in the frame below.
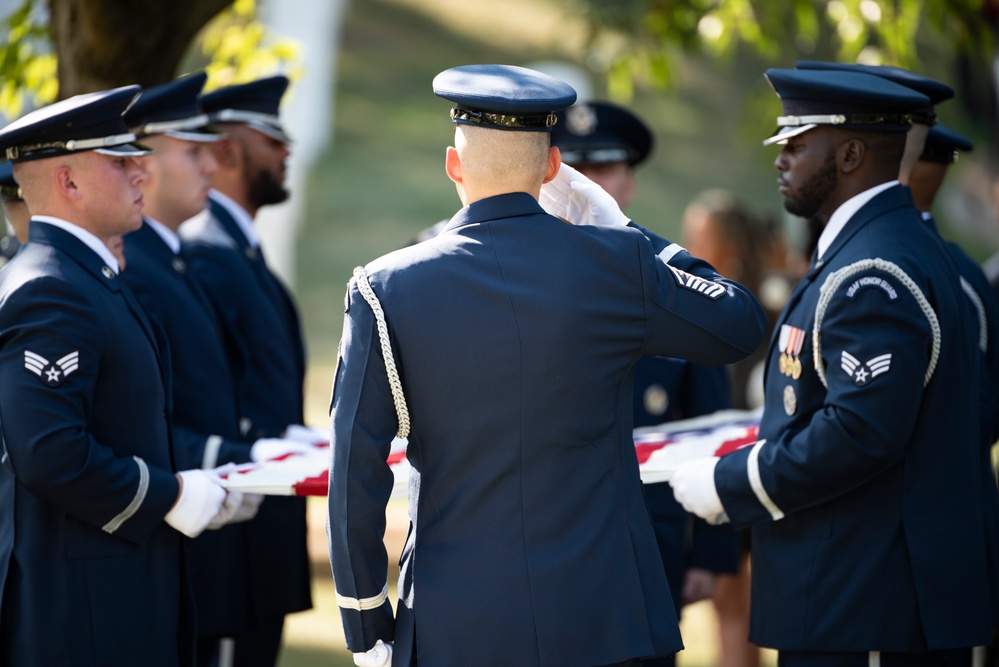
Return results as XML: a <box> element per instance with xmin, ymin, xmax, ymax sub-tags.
<box><xmin>353</xmin><ymin>640</ymin><xmax>392</xmax><ymax>667</ymax></box>
<box><xmin>250</xmin><ymin>437</ymin><xmax>320</xmax><ymax>462</ymax></box>
<box><xmin>211</xmin><ymin>463</ymin><xmax>265</xmax><ymax>523</ymax></box>
<box><xmin>669</xmin><ymin>457</ymin><xmax>730</xmax><ymax>525</ymax></box>
<box><xmin>165</xmin><ymin>469</ymin><xmax>228</xmax><ymax>538</ymax></box>
<box><xmin>283</xmin><ymin>424</ymin><xmax>330</xmax><ymax>445</ymax></box>
<box><xmin>539</xmin><ymin>162</ymin><xmax>630</xmax><ymax>227</ymax></box>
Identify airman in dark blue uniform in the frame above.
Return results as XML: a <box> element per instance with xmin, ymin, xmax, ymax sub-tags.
<box><xmin>0</xmin><ymin>86</ymin><xmax>234</xmax><ymax>667</ymax></box>
<box><xmin>329</xmin><ymin>64</ymin><xmax>767</xmax><ymax>667</ymax></box>
<box><xmin>799</xmin><ymin>62</ymin><xmax>999</xmax><ymax>649</ymax></box>
<box><xmin>179</xmin><ymin>75</ymin><xmax>311</xmax><ymax>667</ymax></box>
<box><xmin>121</xmin><ymin>72</ymin><xmax>299</xmax><ymax>667</ymax></box>
<box><xmin>910</xmin><ymin>122</ymin><xmax>999</xmax><ymax>664</ymax></box>
<box><xmin>671</xmin><ymin>68</ymin><xmax>995</xmax><ymax>666</ymax></box>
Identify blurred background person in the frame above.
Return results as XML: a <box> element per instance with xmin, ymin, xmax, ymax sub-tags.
<box><xmin>552</xmin><ymin>100</ymin><xmax>741</xmax><ymax>667</ymax></box>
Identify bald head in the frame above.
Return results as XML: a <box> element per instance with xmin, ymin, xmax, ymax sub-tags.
<box><xmin>446</xmin><ymin>125</ymin><xmax>559</xmax><ymax>205</ymax></box>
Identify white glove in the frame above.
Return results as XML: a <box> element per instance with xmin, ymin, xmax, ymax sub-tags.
<box><xmin>206</xmin><ymin>487</ymin><xmax>244</xmax><ymax>530</ymax></box>
<box><xmin>353</xmin><ymin>639</ymin><xmax>392</xmax><ymax>667</ymax></box>
<box><xmin>208</xmin><ymin>462</ymin><xmax>264</xmax><ymax>525</ymax></box>
<box><xmin>250</xmin><ymin>437</ymin><xmax>320</xmax><ymax>462</ymax></box>
<box><xmin>539</xmin><ymin>162</ymin><xmax>630</xmax><ymax>227</ymax></box>
<box><xmin>283</xmin><ymin>424</ymin><xmax>330</xmax><ymax>445</ymax></box>
<box><xmin>165</xmin><ymin>469</ymin><xmax>227</xmax><ymax>538</ymax></box>
<box><xmin>669</xmin><ymin>457</ymin><xmax>730</xmax><ymax>525</ymax></box>
<box><xmin>229</xmin><ymin>491</ymin><xmax>264</xmax><ymax>524</ymax></box>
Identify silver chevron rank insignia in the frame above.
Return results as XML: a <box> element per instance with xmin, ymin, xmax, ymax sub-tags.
<box><xmin>667</xmin><ymin>265</ymin><xmax>726</xmax><ymax>300</ymax></box>
<box><xmin>24</xmin><ymin>350</ymin><xmax>79</xmax><ymax>386</ymax></box>
<box><xmin>840</xmin><ymin>351</ymin><xmax>891</xmax><ymax>386</ymax></box>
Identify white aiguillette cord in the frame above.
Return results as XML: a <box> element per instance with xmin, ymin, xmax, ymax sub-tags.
<box><xmin>352</xmin><ymin>267</ymin><xmax>411</xmax><ymax>441</ymax></box>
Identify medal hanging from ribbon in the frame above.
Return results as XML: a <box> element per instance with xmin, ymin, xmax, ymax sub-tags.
<box><xmin>778</xmin><ymin>324</ymin><xmax>806</xmax><ymax>380</ymax></box>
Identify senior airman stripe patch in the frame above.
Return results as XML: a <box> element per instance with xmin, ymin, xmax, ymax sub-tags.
<box><xmin>667</xmin><ymin>265</ymin><xmax>726</xmax><ymax>300</ymax></box>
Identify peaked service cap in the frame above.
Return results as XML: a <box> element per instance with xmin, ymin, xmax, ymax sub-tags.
<box><xmin>433</xmin><ymin>64</ymin><xmax>577</xmax><ymax>132</ymax></box>
<box><xmin>763</xmin><ymin>68</ymin><xmax>930</xmax><ymax>146</ymax></box>
<box><xmin>0</xmin><ymin>85</ymin><xmax>151</xmax><ymax>162</ymax></box>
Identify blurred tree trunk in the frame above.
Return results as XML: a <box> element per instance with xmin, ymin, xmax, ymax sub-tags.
<box><xmin>48</xmin><ymin>0</ymin><xmax>233</xmax><ymax>97</ymax></box>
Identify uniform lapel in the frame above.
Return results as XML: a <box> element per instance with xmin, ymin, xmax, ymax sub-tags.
<box><xmin>31</xmin><ymin>222</ymin><xmax>167</xmax><ymax>377</ymax></box>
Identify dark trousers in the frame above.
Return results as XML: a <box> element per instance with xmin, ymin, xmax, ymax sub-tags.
<box><xmin>233</xmin><ymin>615</ymin><xmax>285</xmax><ymax>667</ymax></box>
<box><xmin>778</xmin><ymin>648</ymin><xmax>973</xmax><ymax>667</ymax></box>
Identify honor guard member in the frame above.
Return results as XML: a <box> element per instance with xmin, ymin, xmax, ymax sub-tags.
<box><xmin>670</xmin><ymin>69</ymin><xmax>994</xmax><ymax>665</ymax></box>
<box><xmin>909</xmin><ymin>124</ymin><xmax>999</xmax><ymax>659</ymax></box>
<box><xmin>328</xmin><ymin>63</ymin><xmax>767</xmax><ymax>667</ymax></box>
<box><xmin>122</xmin><ymin>72</ymin><xmax>312</xmax><ymax>667</ymax></box>
<box><xmin>0</xmin><ymin>86</ymin><xmax>241</xmax><ymax>667</ymax></box>
<box><xmin>552</xmin><ymin>100</ymin><xmax>739</xmax><ymax>666</ymax></box>
<box><xmin>797</xmin><ymin>62</ymin><xmax>999</xmax><ymax>640</ymax></box>
<box><xmin>179</xmin><ymin>75</ymin><xmax>311</xmax><ymax>667</ymax></box>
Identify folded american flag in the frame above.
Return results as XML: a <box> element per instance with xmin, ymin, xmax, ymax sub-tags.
<box><xmin>219</xmin><ymin>409</ymin><xmax>761</xmax><ymax>496</ymax></box>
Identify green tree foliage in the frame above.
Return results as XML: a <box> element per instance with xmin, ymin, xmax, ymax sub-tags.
<box><xmin>197</xmin><ymin>0</ymin><xmax>302</xmax><ymax>91</ymax></box>
<box><xmin>571</xmin><ymin>0</ymin><xmax>995</xmax><ymax>99</ymax></box>
<box><xmin>0</xmin><ymin>0</ymin><xmax>301</xmax><ymax>117</ymax></box>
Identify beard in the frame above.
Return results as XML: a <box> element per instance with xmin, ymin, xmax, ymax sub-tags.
<box><xmin>783</xmin><ymin>151</ymin><xmax>837</xmax><ymax>219</ymax></box>
<box><xmin>246</xmin><ymin>165</ymin><xmax>289</xmax><ymax>210</ymax></box>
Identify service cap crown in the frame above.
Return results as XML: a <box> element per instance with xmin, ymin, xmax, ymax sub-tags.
<box><xmin>200</xmin><ymin>75</ymin><xmax>291</xmax><ymax>143</ymax></box>
<box><xmin>551</xmin><ymin>101</ymin><xmax>653</xmax><ymax>167</ymax></box>
<box><xmin>763</xmin><ymin>68</ymin><xmax>930</xmax><ymax>146</ymax></box>
<box><xmin>124</xmin><ymin>71</ymin><xmax>222</xmax><ymax>142</ymax></box>
<box><xmin>919</xmin><ymin>123</ymin><xmax>972</xmax><ymax>164</ymax></box>
<box><xmin>433</xmin><ymin>64</ymin><xmax>577</xmax><ymax>132</ymax></box>
<box><xmin>796</xmin><ymin>60</ymin><xmax>953</xmax><ymax>123</ymax></box>
<box><xmin>0</xmin><ymin>85</ymin><xmax>151</xmax><ymax>162</ymax></box>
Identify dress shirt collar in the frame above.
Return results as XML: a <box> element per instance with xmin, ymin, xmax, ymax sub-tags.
<box><xmin>144</xmin><ymin>216</ymin><xmax>181</xmax><ymax>254</ymax></box>
<box><xmin>32</xmin><ymin>215</ymin><xmax>121</xmax><ymax>274</ymax></box>
<box><xmin>816</xmin><ymin>180</ymin><xmax>899</xmax><ymax>259</ymax></box>
<box><xmin>209</xmin><ymin>188</ymin><xmax>258</xmax><ymax>248</ymax></box>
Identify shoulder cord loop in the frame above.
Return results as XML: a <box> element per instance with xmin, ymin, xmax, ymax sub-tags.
<box><xmin>352</xmin><ymin>266</ymin><xmax>411</xmax><ymax>440</ymax></box>
<box><xmin>813</xmin><ymin>258</ymin><xmax>941</xmax><ymax>389</ymax></box>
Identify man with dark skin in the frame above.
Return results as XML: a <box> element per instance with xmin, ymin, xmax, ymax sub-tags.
<box><xmin>672</xmin><ymin>68</ymin><xmax>994</xmax><ymax>666</ymax></box>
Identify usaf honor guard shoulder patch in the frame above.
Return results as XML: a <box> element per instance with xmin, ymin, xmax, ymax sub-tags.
<box><xmin>666</xmin><ymin>265</ymin><xmax>726</xmax><ymax>300</ymax></box>
<box><xmin>24</xmin><ymin>350</ymin><xmax>79</xmax><ymax>386</ymax></box>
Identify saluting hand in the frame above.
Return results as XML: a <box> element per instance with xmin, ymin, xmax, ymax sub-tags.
<box><xmin>539</xmin><ymin>162</ymin><xmax>630</xmax><ymax>227</ymax></box>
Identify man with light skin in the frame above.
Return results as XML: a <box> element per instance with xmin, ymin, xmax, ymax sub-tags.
<box><xmin>180</xmin><ymin>75</ymin><xmax>312</xmax><ymax>667</ymax></box>
<box><xmin>330</xmin><ymin>63</ymin><xmax>767</xmax><ymax>667</ymax></box>
<box><xmin>0</xmin><ymin>85</ymin><xmax>240</xmax><ymax>667</ymax></box>
<box><xmin>123</xmin><ymin>72</ymin><xmax>316</xmax><ymax>667</ymax></box>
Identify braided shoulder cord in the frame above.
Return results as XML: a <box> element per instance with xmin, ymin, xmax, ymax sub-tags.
<box><xmin>352</xmin><ymin>267</ymin><xmax>411</xmax><ymax>440</ymax></box>
<box><xmin>813</xmin><ymin>258</ymin><xmax>941</xmax><ymax>389</ymax></box>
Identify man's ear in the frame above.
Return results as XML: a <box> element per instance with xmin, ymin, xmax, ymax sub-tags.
<box><xmin>212</xmin><ymin>137</ymin><xmax>239</xmax><ymax>169</ymax></box>
<box><xmin>543</xmin><ymin>146</ymin><xmax>561</xmax><ymax>184</ymax></box>
<box><xmin>54</xmin><ymin>165</ymin><xmax>79</xmax><ymax>200</ymax></box>
<box><xmin>445</xmin><ymin>146</ymin><xmax>462</xmax><ymax>185</ymax></box>
<box><xmin>839</xmin><ymin>138</ymin><xmax>866</xmax><ymax>174</ymax></box>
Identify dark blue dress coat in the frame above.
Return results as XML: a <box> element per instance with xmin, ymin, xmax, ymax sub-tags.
<box><xmin>714</xmin><ymin>185</ymin><xmax>995</xmax><ymax>653</ymax></box>
<box><xmin>122</xmin><ymin>220</ymin><xmax>256</xmax><ymax>637</ymax></box>
<box><xmin>180</xmin><ymin>196</ymin><xmax>311</xmax><ymax>620</ymax></box>
<box><xmin>329</xmin><ymin>193</ymin><xmax>767</xmax><ymax>667</ymax></box>
<box><xmin>0</xmin><ymin>221</ymin><xmax>192</xmax><ymax>666</ymax></box>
